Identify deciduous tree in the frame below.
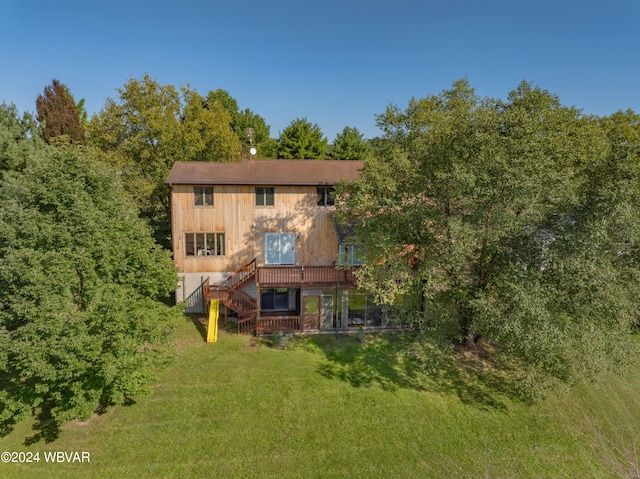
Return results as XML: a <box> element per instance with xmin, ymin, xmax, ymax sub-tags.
<box><xmin>87</xmin><ymin>75</ymin><xmax>241</xmax><ymax>246</ymax></box>
<box><xmin>181</xmin><ymin>89</ymin><xmax>241</xmax><ymax>162</ymax></box>
<box><xmin>337</xmin><ymin>80</ymin><xmax>639</xmax><ymax>395</ymax></box>
<box><xmin>0</xmin><ymin>145</ymin><xmax>178</xmax><ymax>434</ymax></box>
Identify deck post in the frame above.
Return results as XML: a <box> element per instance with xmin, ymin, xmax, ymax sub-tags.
<box><xmin>341</xmin><ymin>289</ymin><xmax>349</xmax><ymax>331</ymax></box>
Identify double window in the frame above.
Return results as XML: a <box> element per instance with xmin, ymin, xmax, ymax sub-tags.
<box><xmin>317</xmin><ymin>187</ymin><xmax>335</xmax><ymax>206</ymax></box>
<box><xmin>338</xmin><ymin>244</ymin><xmax>364</xmax><ymax>266</ymax></box>
<box><xmin>255</xmin><ymin>187</ymin><xmax>274</xmax><ymax>206</ymax></box>
<box><xmin>265</xmin><ymin>233</ymin><xmax>295</xmax><ymax>265</ymax></box>
<box><xmin>194</xmin><ymin>186</ymin><xmax>213</xmax><ymax>206</ymax></box>
<box><xmin>185</xmin><ymin>232</ymin><xmax>225</xmax><ymax>257</ymax></box>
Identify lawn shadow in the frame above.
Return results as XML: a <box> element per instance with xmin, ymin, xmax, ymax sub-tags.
<box><xmin>297</xmin><ymin>333</ymin><xmax>524</xmax><ymax>411</ymax></box>
<box><xmin>0</xmin><ymin>390</ymin><xmax>137</xmax><ymax>445</ymax></box>
<box><xmin>21</xmin><ymin>399</ymin><xmax>123</xmax><ymax>445</ymax></box>
<box><xmin>185</xmin><ymin>312</ymin><xmax>239</xmax><ymax>342</ymax></box>
<box><xmin>186</xmin><ymin>313</ymin><xmax>208</xmax><ymax>341</ymax></box>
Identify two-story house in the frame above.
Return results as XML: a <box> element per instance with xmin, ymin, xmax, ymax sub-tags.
<box><xmin>166</xmin><ymin>159</ymin><xmax>390</xmax><ymax>334</ymax></box>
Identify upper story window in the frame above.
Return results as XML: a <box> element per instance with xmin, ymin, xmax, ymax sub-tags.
<box><xmin>255</xmin><ymin>187</ymin><xmax>274</xmax><ymax>206</ymax></box>
<box><xmin>194</xmin><ymin>186</ymin><xmax>213</xmax><ymax>206</ymax></box>
<box><xmin>185</xmin><ymin>232</ymin><xmax>225</xmax><ymax>257</ymax></box>
<box><xmin>317</xmin><ymin>187</ymin><xmax>335</xmax><ymax>206</ymax></box>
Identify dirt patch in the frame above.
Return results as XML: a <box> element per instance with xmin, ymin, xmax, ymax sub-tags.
<box><xmin>455</xmin><ymin>343</ymin><xmax>498</xmax><ymax>372</ymax></box>
<box><xmin>243</xmin><ymin>336</ymin><xmax>261</xmax><ymax>351</ymax></box>
<box><xmin>61</xmin><ymin>413</ymin><xmax>101</xmax><ymax>429</ymax></box>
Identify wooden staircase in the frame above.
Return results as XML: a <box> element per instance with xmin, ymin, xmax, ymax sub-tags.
<box><xmin>205</xmin><ymin>259</ymin><xmax>258</xmax><ymax>333</ymax></box>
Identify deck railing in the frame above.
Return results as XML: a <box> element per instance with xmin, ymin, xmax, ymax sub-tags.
<box><xmin>185</xmin><ymin>277</ymin><xmax>210</xmax><ymax>314</ymax></box>
<box><xmin>256</xmin><ymin>316</ymin><xmax>301</xmax><ymax>334</ymax></box>
<box><xmin>208</xmin><ymin>284</ymin><xmax>257</xmax><ymax>318</ymax></box>
<box><xmin>226</xmin><ymin>258</ymin><xmax>256</xmax><ymax>290</ymax></box>
<box><xmin>256</xmin><ymin>266</ymin><xmax>358</xmax><ymax>287</ymax></box>
<box><xmin>238</xmin><ymin>317</ymin><xmax>256</xmax><ymax>335</ymax></box>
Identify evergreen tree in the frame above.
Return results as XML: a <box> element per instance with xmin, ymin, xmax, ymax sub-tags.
<box><xmin>0</xmin><ymin>102</ymin><xmax>42</xmax><ymax>178</ymax></box>
<box><xmin>235</xmin><ymin>108</ymin><xmax>278</xmax><ymax>158</ymax></box>
<box><xmin>36</xmin><ymin>79</ymin><xmax>85</xmax><ymax>144</ymax></box>
<box><xmin>331</xmin><ymin>126</ymin><xmax>369</xmax><ymax>160</ymax></box>
<box><xmin>277</xmin><ymin>118</ymin><xmax>327</xmax><ymax>159</ymax></box>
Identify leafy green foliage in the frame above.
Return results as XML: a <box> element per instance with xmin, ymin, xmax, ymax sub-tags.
<box><xmin>277</xmin><ymin>117</ymin><xmax>327</xmax><ymax>159</ymax></box>
<box><xmin>0</xmin><ymin>103</ymin><xmax>42</xmax><ymax>179</ymax></box>
<box><xmin>181</xmin><ymin>89</ymin><xmax>241</xmax><ymax>162</ymax></box>
<box><xmin>0</xmin><ymin>145</ymin><xmax>178</xmax><ymax>431</ymax></box>
<box><xmin>206</xmin><ymin>88</ymin><xmax>239</xmax><ymax>121</ymax></box>
<box><xmin>330</xmin><ymin>126</ymin><xmax>369</xmax><ymax>160</ymax></box>
<box><xmin>205</xmin><ymin>89</ymin><xmax>277</xmax><ymax>158</ymax></box>
<box><xmin>235</xmin><ymin>108</ymin><xmax>278</xmax><ymax>158</ymax></box>
<box><xmin>87</xmin><ymin>74</ymin><xmax>241</xmax><ymax>246</ymax></box>
<box><xmin>337</xmin><ymin>79</ymin><xmax>640</xmax><ymax>393</ymax></box>
<box><xmin>36</xmin><ymin>79</ymin><xmax>85</xmax><ymax>144</ymax></box>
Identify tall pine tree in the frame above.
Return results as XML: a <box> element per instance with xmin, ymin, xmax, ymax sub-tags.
<box><xmin>36</xmin><ymin>79</ymin><xmax>85</xmax><ymax>144</ymax></box>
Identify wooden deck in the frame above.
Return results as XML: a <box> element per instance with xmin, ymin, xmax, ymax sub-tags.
<box><xmin>256</xmin><ymin>266</ymin><xmax>358</xmax><ymax>288</ymax></box>
<box><xmin>237</xmin><ymin>315</ymin><xmax>302</xmax><ymax>334</ymax></box>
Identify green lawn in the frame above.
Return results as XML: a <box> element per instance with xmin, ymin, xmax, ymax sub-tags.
<box><xmin>1</xmin><ymin>315</ymin><xmax>639</xmax><ymax>478</ymax></box>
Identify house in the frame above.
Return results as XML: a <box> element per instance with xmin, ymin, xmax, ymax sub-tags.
<box><xmin>166</xmin><ymin>159</ymin><xmax>395</xmax><ymax>334</ymax></box>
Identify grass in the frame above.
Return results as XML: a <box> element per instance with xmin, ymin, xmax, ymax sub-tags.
<box><xmin>1</xmin><ymin>315</ymin><xmax>640</xmax><ymax>478</ymax></box>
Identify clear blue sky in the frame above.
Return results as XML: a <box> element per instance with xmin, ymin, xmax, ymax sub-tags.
<box><xmin>1</xmin><ymin>0</ymin><xmax>638</xmax><ymax>141</ymax></box>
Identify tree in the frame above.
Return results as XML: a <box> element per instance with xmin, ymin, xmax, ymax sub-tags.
<box><xmin>0</xmin><ymin>102</ymin><xmax>41</xmax><ymax>179</ymax></box>
<box><xmin>87</xmin><ymin>74</ymin><xmax>183</xmax><ymax>179</ymax></box>
<box><xmin>36</xmin><ymin>79</ymin><xmax>85</xmax><ymax>144</ymax></box>
<box><xmin>87</xmin><ymin>74</ymin><xmax>241</xmax><ymax>246</ymax></box>
<box><xmin>235</xmin><ymin>108</ymin><xmax>278</xmax><ymax>158</ymax></box>
<box><xmin>277</xmin><ymin>118</ymin><xmax>327</xmax><ymax>159</ymax></box>
<box><xmin>181</xmin><ymin>89</ymin><xmax>242</xmax><ymax>162</ymax></box>
<box><xmin>206</xmin><ymin>88</ymin><xmax>239</xmax><ymax>124</ymax></box>
<box><xmin>336</xmin><ymin>79</ymin><xmax>639</xmax><ymax>395</ymax></box>
<box><xmin>330</xmin><ymin>126</ymin><xmax>369</xmax><ymax>160</ymax></box>
<box><xmin>64</xmin><ymin>85</ymin><xmax>88</xmax><ymax>128</ymax></box>
<box><xmin>205</xmin><ymin>89</ymin><xmax>278</xmax><ymax>158</ymax></box>
<box><xmin>0</xmin><ymin>145</ymin><xmax>178</xmax><ymax>435</ymax></box>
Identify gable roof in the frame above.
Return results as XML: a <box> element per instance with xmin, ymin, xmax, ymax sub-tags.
<box><xmin>166</xmin><ymin>159</ymin><xmax>363</xmax><ymax>186</ymax></box>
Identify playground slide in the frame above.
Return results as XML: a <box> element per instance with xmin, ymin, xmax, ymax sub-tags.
<box><xmin>207</xmin><ymin>299</ymin><xmax>219</xmax><ymax>343</ymax></box>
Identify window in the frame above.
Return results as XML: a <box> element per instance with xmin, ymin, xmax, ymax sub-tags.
<box><xmin>338</xmin><ymin>244</ymin><xmax>364</xmax><ymax>265</ymax></box>
<box><xmin>255</xmin><ymin>187</ymin><xmax>274</xmax><ymax>206</ymax></box>
<box><xmin>261</xmin><ymin>288</ymin><xmax>289</xmax><ymax>311</ymax></box>
<box><xmin>185</xmin><ymin>232</ymin><xmax>225</xmax><ymax>257</ymax></box>
<box><xmin>194</xmin><ymin>186</ymin><xmax>213</xmax><ymax>206</ymax></box>
<box><xmin>265</xmin><ymin>233</ymin><xmax>295</xmax><ymax>265</ymax></box>
<box><xmin>317</xmin><ymin>187</ymin><xmax>335</xmax><ymax>206</ymax></box>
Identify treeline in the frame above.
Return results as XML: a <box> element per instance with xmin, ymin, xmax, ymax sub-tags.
<box><xmin>336</xmin><ymin>79</ymin><xmax>640</xmax><ymax>398</ymax></box>
<box><xmin>8</xmin><ymin>75</ymin><xmax>369</xmax><ymax>247</ymax></box>
<box><xmin>2</xmin><ymin>75</ymin><xmax>640</xmax><ymax>435</ymax></box>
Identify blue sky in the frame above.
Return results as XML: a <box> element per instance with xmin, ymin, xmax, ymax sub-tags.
<box><xmin>1</xmin><ymin>0</ymin><xmax>638</xmax><ymax>140</ymax></box>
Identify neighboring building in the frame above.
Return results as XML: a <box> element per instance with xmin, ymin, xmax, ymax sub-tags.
<box><xmin>166</xmin><ymin>159</ymin><xmax>395</xmax><ymax>334</ymax></box>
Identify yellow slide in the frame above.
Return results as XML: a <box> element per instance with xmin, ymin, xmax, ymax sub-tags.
<box><xmin>207</xmin><ymin>299</ymin><xmax>219</xmax><ymax>343</ymax></box>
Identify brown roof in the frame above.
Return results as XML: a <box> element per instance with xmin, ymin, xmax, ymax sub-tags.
<box><xmin>166</xmin><ymin>159</ymin><xmax>364</xmax><ymax>186</ymax></box>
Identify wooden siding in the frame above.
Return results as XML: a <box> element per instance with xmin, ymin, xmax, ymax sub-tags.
<box><xmin>171</xmin><ymin>184</ymin><xmax>340</xmax><ymax>274</ymax></box>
